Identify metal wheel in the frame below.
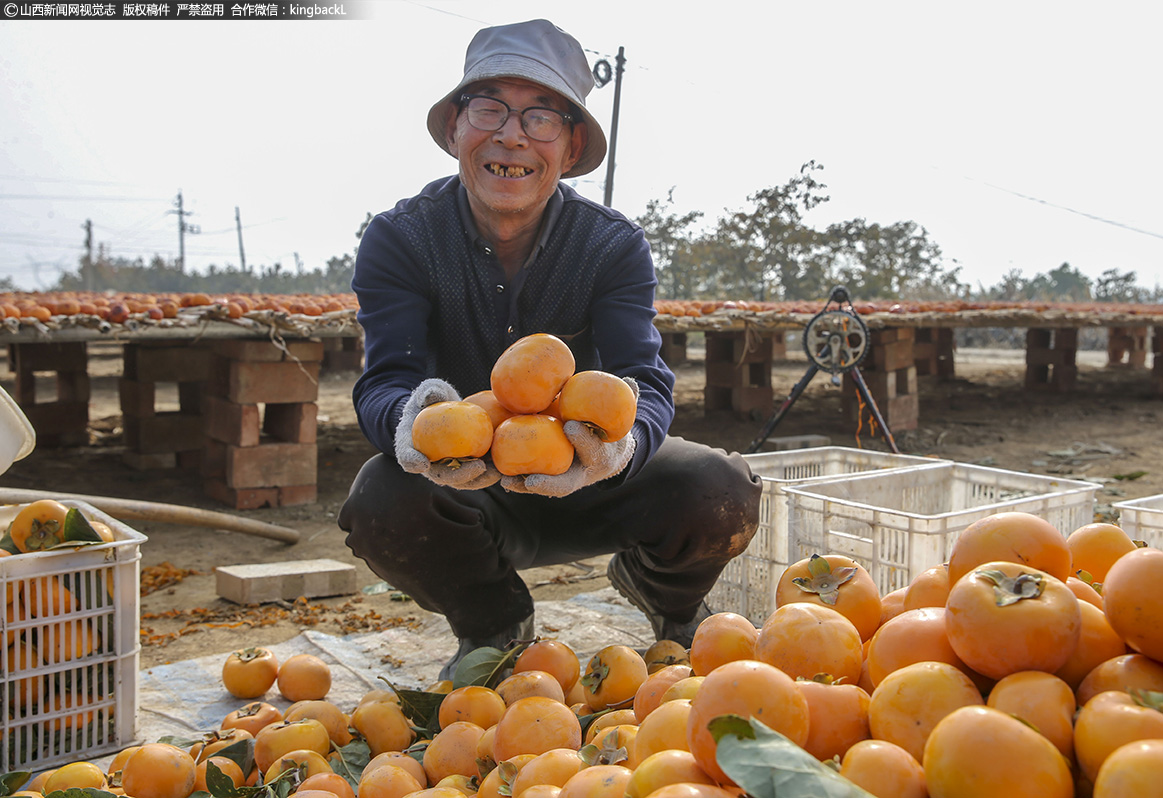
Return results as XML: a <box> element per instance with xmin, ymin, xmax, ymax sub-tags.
<box><xmin>802</xmin><ymin>309</ymin><xmax>869</xmax><ymax>375</ymax></box>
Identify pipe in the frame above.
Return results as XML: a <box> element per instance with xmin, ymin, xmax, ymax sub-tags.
<box><xmin>0</xmin><ymin>488</ymin><xmax>300</xmax><ymax>544</ymax></box>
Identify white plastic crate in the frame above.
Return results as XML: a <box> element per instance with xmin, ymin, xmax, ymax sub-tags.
<box><xmin>1112</xmin><ymin>493</ymin><xmax>1163</xmax><ymax>549</ymax></box>
<box><xmin>783</xmin><ymin>463</ymin><xmax>1100</xmax><ymax>596</ymax></box>
<box><xmin>708</xmin><ymin>447</ymin><xmax>943</xmax><ymax>625</ymax></box>
<box><xmin>1</xmin><ymin>500</ymin><xmax>145</xmax><ymax>772</ymax></box>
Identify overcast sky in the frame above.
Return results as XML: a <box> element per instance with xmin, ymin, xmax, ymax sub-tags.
<box><xmin>2</xmin><ymin>1</ymin><xmax>1161</xmax><ymax>295</ymax></box>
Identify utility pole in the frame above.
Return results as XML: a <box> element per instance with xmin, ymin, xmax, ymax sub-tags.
<box><xmin>602</xmin><ymin>46</ymin><xmax>626</xmax><ymax>208</ymax></box>
<box><xmin>235</xmin><ymin>206</ymin><xmax>247</xmax><ymax>273</ymax></box>
<box><xmin>81</xmin><ymin>219</ymin><xmax>93</xmax><ymax>290</ymax></box>
<box><xmin>168</xmin><ymin>190</ymin><xmax>199</xmax><ymax>272</ymax></box>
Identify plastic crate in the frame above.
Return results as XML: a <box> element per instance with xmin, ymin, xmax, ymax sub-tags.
<box><xmin>708</xmin><ymin>447</ymin><xmax>943</xmax><ymax>625</ymax></box>
<box><xmin>1112</xmin><ymin>493</ymin><xmax>1163</xmax><ymax>549</ymax></box>
<box><xmin>783</xmin><ymin>463</ymin><xmax>1100</xmax><ymax>595</ymax></box>
<box><xmin>1</xmin><ymin>501</ymin><xmax>145</xmax><ymax>772</ymax></box>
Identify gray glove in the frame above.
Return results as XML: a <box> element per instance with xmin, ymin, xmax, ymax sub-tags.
<box><xmin>395</xmin><ymin>378</ymin><xmax>501</xmax><ymax>490</ymax></box>
<box><xmin>501</xmin><ymin>377</ymin><xmax>639</xmax><ymax>498</ymax></box>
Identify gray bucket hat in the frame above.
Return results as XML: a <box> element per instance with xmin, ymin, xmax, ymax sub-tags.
<box><xmin>427</xmin><ymin>19</ymin><xmax>608</xmax><ymax>179</ymax></box>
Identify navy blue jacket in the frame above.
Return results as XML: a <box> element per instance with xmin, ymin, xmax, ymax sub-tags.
<box><xmin>351</xmin><ymin>176</ymin><xmax>676</xmax><ymax>481</ymax></box>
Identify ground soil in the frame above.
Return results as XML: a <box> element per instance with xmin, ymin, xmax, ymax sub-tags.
<box><xmin>2</xmin><ymin>341</ymin><xmax>1160</xmax><ymax>670</ymax></box>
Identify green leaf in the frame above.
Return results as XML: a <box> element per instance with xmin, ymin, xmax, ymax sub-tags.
<box><xmin>0</xmin><ymin>772</ymin><xmax>32</xmax><ymax>795</ymax></box>
<box><xmin>41</xmin><ymin>790</ymin><xmax>120</xmax><ymax>798</ymax></box>
<box><xmin>576</xmin><ymin>708</ymin><xmax>613</xmax><ymax>740</ymax></box>
<box><xmin>328</xmin><ymin>738</ymin><xmax>370</xmax><ymax>791</ymax></box>
<box><xmin>203</xmin><ymin>760</ymin><xmax>247</xmax><ymax>798</ymax></box>
<box><xmin>393</xmin><ymin>685</ymin><xmax>446</xmax><ymax>732</ymax></box>
<box><xmin>714</xmin><ymin>716</ymin><xmax>878</xmax><ymax>798</ymax></box>
<box><xmin>62</xmin><ymin>507</ymin><xmax>104</xmax><ymax>545</ymax></box>
<box><xmin>0</xmin><ymin>527</ymin><xmax>18</xmax><ymax>554</ymax></box>
<box><xmin>454</xmin><ymin>642</ymin><xmax>529</xmax><ymax>689</ymax></box>
<box><xmin>1113</xmin><ymin>471</ymin><xmax>1148</xmax><ymax>481</ymax></box>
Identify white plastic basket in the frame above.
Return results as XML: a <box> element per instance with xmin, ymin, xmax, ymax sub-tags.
<box><xmin>1</xmin><ymin>500</ymin><xmax>145</xmax><ymax>772</ymax></box>
<box><xmin>1112</xmin><ymin>493</ymin><xmax>1163</xmax><ymax>549</ymax></box>
<box><xmin>783</xmin><ymin>462</ymin><xmax>1100</xmax><ymax>595</ymax></box>
<box><xmin>708</xmin><ymin>447</ymin><xmax>943</xmax><ymax>625</ymax></box>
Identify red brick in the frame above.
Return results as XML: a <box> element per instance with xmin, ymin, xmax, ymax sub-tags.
<box><xmin>178</xmin><ymin>381</ymin><xmax>205</xmax><ymax>414</ymax></box>
<box><xmin>206</xmin><ymin>396</ymin><xmax>261</xmax><ymax>447</ymax></box>
<box><xmin>21</xmin><ymin>402</ymin><xmax>88</xmax><ymax>446</ymax></box>
<box><xmin>125</xmin><ymin>344</ymin><xmax>212</xmax><ymax>382</ymax></box>
<box><xmin>263</xmin><ymin>402</ymin><xmax>317</xmax><ymax>443</ymax></box>
<box><xmin>203</xmin><ymin>479</ymin><xmax>279</xmax><ymax>510</ymax></box>
<box><xmin>120</xmin><ymin>379</ymin><xmax>157</xmax><ymax>419</ymax></box>
<box><xmin>870</xmin><ymin>340</ymin><xmax>914</xmax><ymax>372</ymax></box>
<box><xmin>225</xmin><ymin>442</ymin><xmax>316</xmax><ymax>489</ymax></box>
<box><xmin>57</xmin><ymin>371</ymin><xmax>90</xmax><ymax>403</ymax></box>
<box><xmin>213</xmin><ymin>339</ymin><xmax>325</xmax><ymax>363</ymax></box>
<box><xmin>9</xmin><ymin>341</ymin><xmax>87</xmax><ymax>373</ymax></box>
<box><xmin>226</xmin><ymin>360</ymin><xmax>320</xmax><ymax>404</ymax></box>
<box><xmin>123</xmin><ymin>412</ymin><xmax>205</xmax><ymax>454</ymax></box>
<box><xmin>278</xmin><ymin>484</ymin><xmax>318</xmax><ymax>506</ymax></box>
<box><xmin>871</xmin><ymin>327</ymin><xmax>915</xmax><ymax>344</ymax></box>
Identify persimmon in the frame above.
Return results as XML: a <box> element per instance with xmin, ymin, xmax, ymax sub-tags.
<box><xmin>422</xmin><ymin>720</ymin><xmax>486</xmax><ymax>784</ymax></box>
<box><xmin>220</xmin><ymin>700</ymin><xmax>282</xmax><ymax>736</ymax></box>
<box><xmin>120</xmin><ymin>743</ymin><xmax>198</xmax><ymax>798</ymax></box>
<box><xmin>923</xmin><ymin>705</ymin><xmax>1073</xmax><ymax>798</ymax></box>
<box><xmin>350</xmin><ymin>696</ymin><xmax>416</xmax><ymax>756</ymax></box>
<box><xmin>1074</xmin><ymin>688</ymin><xmax>1163</xmax><ymax>783</ymax></box>
<box><xmin>625</xmin><ymin>749</ymin><xmax>715</xmax><ymax>798</ymax></box>
<box><xmin>643</xmin><ymin>638</ymin><xmax>691</xmax><ymax>673</ymax></box>
<box><xmin>511</xmin><ymin>747</ymin><xmax>586</xmax><ymax>796</ymax></box>
<box><xmin>189</xmin><ymin>728</ymin><xmax>253</xmax><ymax>762</ymax></box>
<box><xmin>476</xmin><ymin>754</ymin><xmax>537</xmax><ymax>798</ymax></box>
<box><xmin>1093</xmin><ymin>739</ymin><xmax>1163</xmax><ymax>798</ymax></box>
<box><xmin>590</xmin><ymin>722</ymin><xmax>637</xmax><ymax>758</ymax></box>
<box><xmin>557</xmin><ymin>370</ymin><xmax>637</xmax><ymax>442</ymax></box>
<box><xmin>253</xmin><ymin>718</ymin><xmax>332</xmax><ymax>774</ymax></box>
<box><xmin>1067</xmin><ymin>521</ymin><xmax>1139</xmax><ymax>583</ymax></box>
<box><xmin>796</xmin><ymin>675</ymin><xmax>872</xmax><ymax>762</ymax></box>
<box><xmin>491</xmin><ymin>696</ymin><xmax>582</xmax><ymax>761</ymax></box>
<box><xmin>43</xmin><ymin>761</ymin><xmax>108</xmax><ymax>791</ymax></box>
<box><xmin>1053</xmin><ymin>599</ymin><xmax>1128</xmax><ymax>690</ymax></box>
<box><xmin>357</xmin><ymin>763</ymin><xmax>424</xmax><ymax>798</ymax></box>
<box><xmin>221</xmin><ymin>646</ymin><xmax>279</xmax><ymax>699</ymax></box>
<box><xmin>901</xmin><ymin>563</ymin><xmax>950</xmax><ymax>610</ymax></box>
<box><xmin>878</xmin><ymin>586</ymin><xmax>908</xmax><ymax>625</ymax></box>
<box><xmin>1076</xmin><ymin>653</ymin><xmax>1163</xmax><ymax>706</ymax></box>
<box><xmin>464</xmin><ymin>389</ymin><xmax>516</xmax><ymax>430</ymax></box>
<box><xmin>1066</xmin><ymin>575</ymin><xmax>1105</xmax><ymax>608</ymax></box>
<box><xmin>496</xmin><ymin>668</ymin><xmax>566</xmax><ymax>705</ymax></box>
<box><xmin>8</xmin><ymin>499</ymin><xmax>70</xmax><ymax>552</ymax></box>
<box><xmin>284</xmin><ymin>699</ymin><xmax>353</xmax><ymax>746</ymax></box>
<box><xmin>411</xmin><ymin>401</ymin><xmax>494</xmax><ymax>462</ymax></box>
<box><xmin>276</xmin><ymin>653</ymin><xmax>332</xmax><ymax>701</ymax></box>
<box><xmin>986</xmin><ymin>670</ymin><xmax>1076</xmax><ymax>758</ymax></box>
<box><xmin>839</xmin><ymin>740</ymin><xmax>927</xmax><ymax>798</ymax></box>
<box><xmin>581</xmin><ymin>644</ymin><xmax>649</xmax><ymax>711</ymax></box>
<box><xmin>660</xmin><ymin>675</ymin><xmax>704</xmax><ymax>703</ymax></box>
<box><xmin>687</xmin><ymin>611</ymin><xmax>758</xmax><ymax>677</ymax></box>
<box><xmin>754</xmin><ymin>602</ymin><xmax>863</xmax><ymax>684</ymax></box>
<box><xmin>946</xmin><ymin>511</ymin><xmax>1072</xmax><ymax>584</ymax></box>
<box><xmin>1100</xmin><ymin>546</ymin><xmax>1163</xmax><ymax>661</ymax></box>
<box><xmin>582</xmin><ymin>708</ymin><xmax>638</xmax><ymax>746</ymax></box>
<box><xmin>865</xmin><ymin>606</ymin><xmax>988</xmax><ymax>691</ymax></box>
<box><xmin>491</xmin><ymin>414</ymin><xmax>575</xmax><ymax>476</ymax></box>
<box><xmin>264</xmin><ymin>747</ymin><xmax>333</xmax><ymax>782</ymax></box>
<box><xmin>944</xmin><ymin>561</ymin><xmax>1081</xmax><ymax>680</ymax></box>
<box><xmin>867</xmin><ymin>660</ymin><xmax>984</xmax><ymax>763</ymax></box>
<box><xmin>438</xmin><ymin>684</ymin><xmax>507</xmax><ymax>729</ymax></box>
<box><xmin>557</xmin><ymin>764</ymin><xmax>633</xmax><ymax>798</ymax></box>
<box><xmin>775</xmin><ymin>554</ymin><xmax>881</xmax><ymax>641</ymax></box>
<box><xmin>686</xmin><ymin>659</ymin><xmax>810</xmax><ymax>786</ymax></box>
<box><xmin>107</xmin><ymin>745</ymin><xmax>142</xmax><ymax>776</ymax></box>
<box><xmin>630</xmin><ymin>702</ymin><xmax>689</xmax><ymax>768</ymax></box>
<box><xmin>639</xmin><ymin>785</ymin><xmax>739</xmax><ymax>798</ymax></box>
<box><xmin>633</xmin><ymin>663</ymin><xmax>693</xmax><ymax>722</ymax></box>
<box><xmin>491</xmin><ymin>333</ymin><xmax>576</xmax><ymax>414</ymax></box>
<box><xmin>513</xmin><ymin>638</ymin><xmax>581</xmax><ymax>694</ymax></box>
<box><xmin>364</xmin><ymin>751</ymin><xmax>428</xmax><ymax>787</ymax></box>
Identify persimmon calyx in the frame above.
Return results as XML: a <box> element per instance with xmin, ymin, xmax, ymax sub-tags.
<box><xmin>976</xmin><ymin>568</ymin><xmax>1045</xmax><ymax>606</ymax></box>
<box><xmin>580</xmin><ymin>658</ymin><xmax>610</xmax><ymax>692</ymax></box>
<box><xmin>1075</xmin><ymin>569</ymin><xmax>1104</xmax><ymax>594</ymax></box>
<box><xmin>24</xmin><ymin>517</ymin><xmax>64</xmax><ymax>550</ymax></box>
<box><xmin>579</xmin><ymin>736</ymin><xmax>629</xmax><ymax>766</ymax></box>
<box><xmin>234</xmin><ymin>647</ymin><xmax>268</xmax><ymax>663</ymax></box>
<box><xmin>790</xmin><ymin>554</ymin><xmax>857</xmax><ymax>606</ymax></box>
<box><xmin>1130</xmin><ymin>688</ymin><xmax>1163</xmax><ymax>712</ymax></box>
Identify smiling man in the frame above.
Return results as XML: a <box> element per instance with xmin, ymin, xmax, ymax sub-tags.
<box><xmin>340</xmin><ymin>19</ymin><xmax>761</xmax><ymax>680</ymax></box>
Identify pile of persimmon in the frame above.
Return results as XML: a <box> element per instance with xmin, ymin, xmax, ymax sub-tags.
<box><xmin>0</xmin><ymin>291</ymin><xmax>359</xmax><ymax>324</ymax></box>
<box><xmin>412</xmin><ymin>333</ymin><xmax>638</xmax><ymax>478</ymax></box>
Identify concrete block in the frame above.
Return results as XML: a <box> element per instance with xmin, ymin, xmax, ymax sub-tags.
<box><xmin>756</xmin><ymin>434</ymin><xmax>831</xmax><ymax>452</ymax></box>
<box><xmin>216</xmin><ymin>559</ymin><xmax>357</xmax><ymax>604</ymax></box>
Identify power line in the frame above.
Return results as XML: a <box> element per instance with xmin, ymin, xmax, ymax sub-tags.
<box><xmin>975</xmin><ymin>178</ymin><xmax>1163</xmax><ymax>242</ymax></box>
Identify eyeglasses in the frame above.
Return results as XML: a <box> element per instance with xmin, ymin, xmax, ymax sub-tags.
<box><xmin>459</xmin><ymin>94</ymin><xmax>573</xmax><ymax>143</ymax></box>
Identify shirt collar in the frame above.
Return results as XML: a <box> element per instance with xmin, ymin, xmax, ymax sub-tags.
<box><xmin>457</xmin><ymin>181</ymin><xmax>564</xmax><ymax>269</ymax></box>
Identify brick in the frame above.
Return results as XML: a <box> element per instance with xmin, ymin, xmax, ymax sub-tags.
<box><xmin>176</xmin><ymin>449</ymin><xmax>202</xmax><ymax>471</ymax></box>
<box><xmin>1027</xmin><ymin>348</ymin><xmax>1074</xmax><ymax>367</ymax></box>
<box><xmin>215</xmin><ymin>559</ymin><xmax>357</xmax><ymax>604</ymax></box>
<box><xmin>120</xmin><ymin>379</ymin><xmax>157</xmax><ymax>419</ymax></box>
<box><xmin>123</xmin><ymin>412</ymin><xmax>205</xmax><ymax>454</ymax></box>
<box><xmin>178</xmin><ymin>381</ymin><xmax>205</xmax><ymax>414</ymax></box>
<box><xmin>9</xmin><ymin>342</ymin><xmax>87</xmax><ymax>373</ymax></box>
<box><xmin>263</xmin><ymin>402</ymin><xmax>317</xmax><ymax>443</ymax></box>
<box><xmin>57</xmin><ymin>371</ymin><xmax>90</xmax><ymax>403</ymax></box>
<box><xmin>122</xmin><ymin>451</ymin><xmax>178</xmax><ymax>470</ymax></box>
<box><xmin>203</xmin><ymin>479</ymin><xmax>279</xmax><ymax>510</ymax></box>
<box><xmin>870</xmin><ymin>340</ymin><xmax>914</xmax><ymax>372</ymax></box>
<box><xmin>321</xmin><ymin>351</ymin><xmax>363</xmax><ymax>373</ymax></box>
<box><xmin>225</xmin><ymin>442</ymin><xmax>317</xmax><ymax>488</ymax></box>
<box><xmin>206</xmin><ymin>396</ymin><xmax>261</xmax><ymax>447</ymax></box>
<box><xmin>125</xmin><ymin>344</ymin><xmax>212</xmax><ymax>382</ymax></box>
<box><xmin>871</xmin><ymin>327</ymin><xmax>915</xmax><ymax>344</ymax></box>
<box><xmin>21</xmin><ymin>401</ymin><xmax>88</xmax><ymax>447</ymax></box>
<box><xmin>659</xmin><ymin>332</ymin><xmax>687</xmax><ymax>366</ymax></box>
<box><xmin>201</xmin><ymin>438</ymin><xmax>227</xmax><ymax>480</ymax></box>
<box><xmin>703</xmin><ymin>384</ymin><xmax>773</xmax><ymax>419</ymax></box>
<box><xmin>278</xmin><ymin>484</ymin><xmax>318</xmax><ymax>506</ymax></box>
<box><xmin>226</xmin><ymin>360</ymin><xmax>320</xmax><ymax>404</ymax></box>
<box><xmin>705</xmin><ymin>332</ymin><xmax>775</xmax><ymax>365</ymax></box>
<box><xmin>213</xmin><ymin>339</ymin><xmax>325</xmax><ymax>363</ymax></box>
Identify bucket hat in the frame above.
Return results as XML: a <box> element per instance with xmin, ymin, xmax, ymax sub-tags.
<box><xmin>427</xmin><ymin>19</ymin><xmax>608</xmax><ymax>178</ymax></box>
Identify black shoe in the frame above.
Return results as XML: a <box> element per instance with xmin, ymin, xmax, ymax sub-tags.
<box><xmin>438</xmin><ymin>613</ymin><xmax>536</xmax><ymax>682</ymax></box>
<box><xmin>607</xmin><ymin>555</ymin><xmax>712</xmax><ymax>649</ymax></box>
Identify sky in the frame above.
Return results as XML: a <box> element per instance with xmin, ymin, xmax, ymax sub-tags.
<box><xmin>1</xmin><ymin>1</ymin><xmax>1162</xmax><ymax>295</ymax></box>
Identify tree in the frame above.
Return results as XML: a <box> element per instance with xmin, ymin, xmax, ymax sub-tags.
<box><xmin>636</xmin><ymin>189</ymin><xmax>703</xmax><ymax>299</ymax></box>
<box><xmin>824</xmin><ymin>218</ymin><xmax>965</xmax><ymax>300</ymax></box>
<box><xmin>1024</xmin><ymin>262</ymin><xmax>1092</xmax><ymax>301</ymax></box>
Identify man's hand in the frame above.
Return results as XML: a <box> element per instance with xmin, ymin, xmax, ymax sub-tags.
<box><xmin>501</xmin><ymin>420</ymin><xmax>637</xmax><ymax>497</ymax></box>
<box><xmin>395</xmin><ymin>378</ymin><xmax>501</xmax><ymax>490</ymax></box>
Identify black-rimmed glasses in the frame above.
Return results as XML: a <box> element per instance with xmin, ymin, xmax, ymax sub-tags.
<box><xmin>459</xmin><ymin>94</ymin><xmax>573</xmax><ymax>143</ymax></box>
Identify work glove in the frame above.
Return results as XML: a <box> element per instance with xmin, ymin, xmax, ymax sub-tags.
<box><xmin>394</xmin><ymin>378</ymin><xmax>501</xmax><ymax>490</ymax></box>
<box><xmin>502</xmin><ymin>377</ymin><xmax>639</xmax><ymax>498</ymax></box>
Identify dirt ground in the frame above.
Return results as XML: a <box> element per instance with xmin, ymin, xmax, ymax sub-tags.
<box><xmin>2</xmin><ymin>339</ymin><xmax>1161</xmax><ymax>670</ymax></box>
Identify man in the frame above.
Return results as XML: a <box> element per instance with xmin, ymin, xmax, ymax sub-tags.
<box><xmin>339</xmin><ymin>18</ymin><xmax>761</xmax><ymax>680</ymax></box>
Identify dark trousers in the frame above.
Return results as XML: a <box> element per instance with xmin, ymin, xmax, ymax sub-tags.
<box><xmin>338</xmin><ymin>436</ymin><xmax>762</xmax><ymax>640</ymax></box>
